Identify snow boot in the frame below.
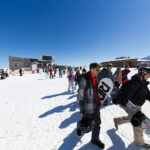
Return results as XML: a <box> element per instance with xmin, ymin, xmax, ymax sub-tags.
<box><xmin>113</xmin><ymin>118</ymin><xmax>118</xmax><ymax>130</ymax></box>
<box><xmin>91</xmin><ymin>139</ymin><xmax>105</xmax><ymax>149</ymax></box>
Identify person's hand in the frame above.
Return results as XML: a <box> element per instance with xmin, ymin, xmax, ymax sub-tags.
<box><xmin>100</xmin><ymin>104</ymin><xmax>104</xmax><ymax>107</ymax></box>
<box><xmin>80</xmin><ymin>113</ymin><xmax>84</xmax><ymax>116</ymax></box>
<box><xmin>119</xmin><ymin>104</ymin><xmax>124</xmax><ymax>108</ymax></box>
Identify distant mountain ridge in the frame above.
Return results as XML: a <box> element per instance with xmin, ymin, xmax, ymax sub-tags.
<box><xmin>141</xmin><ymin>56</ymin><xmax>150</xmax><ymax>60</ymax></box>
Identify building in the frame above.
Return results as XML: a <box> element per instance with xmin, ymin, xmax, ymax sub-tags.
<box><xmin>100</xmin><ymin>57</ymin><xmax>150</xmax><ymax>68</ymax></box>
<box><xmin>9</xmin><ymin>55</ymin><xmax>55</xmax><ymax>70</ymax></box>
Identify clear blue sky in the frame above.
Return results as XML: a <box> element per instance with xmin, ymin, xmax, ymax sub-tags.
<box><xmin>0</xmin><ymin>0</ymin><xmax>150</xmax><ymax>68</ymax></box>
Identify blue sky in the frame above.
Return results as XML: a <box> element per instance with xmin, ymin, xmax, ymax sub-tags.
<box><xmin>0</xmin><ymin>0</ymin><xmax>150</xmax><ymax>68</ymax></box>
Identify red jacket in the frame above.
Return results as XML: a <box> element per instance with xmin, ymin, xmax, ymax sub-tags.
<box><xmin>49</xmin><ymin>69</ymin><xmax>53</xmax><ymax>74</ymax></box>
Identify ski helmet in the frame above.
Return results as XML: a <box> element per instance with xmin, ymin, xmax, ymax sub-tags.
<box><xmin>138</xmin><ymin>68</ymin><xmax>150</xmax><ymax>75</ymax></box>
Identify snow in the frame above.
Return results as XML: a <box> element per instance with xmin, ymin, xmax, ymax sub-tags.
<box><xmin>0</xmin><ymin>68</ymin><xmax>150</xmax><ymax>150</ymax></box>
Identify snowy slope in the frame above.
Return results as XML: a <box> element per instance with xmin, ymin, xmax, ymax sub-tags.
<box><xmin>0</xmin><ymin>69</ymin><xmax>149</xmax><ymax>150</ymax></box>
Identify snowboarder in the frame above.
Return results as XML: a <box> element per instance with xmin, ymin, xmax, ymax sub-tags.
<box><xmin>98</xmin><ymin>63</ymin><xmax>113</xmax><ymax>106</ymax></box>
<box><xmin>77</xmin><ymin>63</ymin><xmax>105</xmax><ymax>149</ymax></box>
<box><xmin>113</xmin><ymin>68</ymin><xmax>150</xmax><ymax>148</ymax></box>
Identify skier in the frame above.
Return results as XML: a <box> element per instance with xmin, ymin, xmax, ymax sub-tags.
<box><xmin>77</xmin><ymin>63</ymin><xmax>105</xmax><ymax>149</ymax></box>
<box><xmin>113</xmin><ymin>68</ymin><xmax>150</xmax><ymax>148</ymax></box>
<box><xmin>67</xmin><ymin>70</ymin><xmax>75</xmax><ymax>93</ymax></box>
<box><xmin>121</xmin><ymin>65</ymin><xmax>130</xmax><ymax>85</ymax></box>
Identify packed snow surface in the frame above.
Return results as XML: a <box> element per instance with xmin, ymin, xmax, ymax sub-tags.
<box><xmin>0</xmin><ymin>68</ymin><xmax>150</xmax><ymax>150</ymax></box>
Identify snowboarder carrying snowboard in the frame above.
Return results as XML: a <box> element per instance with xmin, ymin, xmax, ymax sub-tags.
<box><xmin>97</xmin><ymin>63</ymin><xmax>113</xmax><ymax>106</ymax></box>
<box><xmin>112</xmin><ymin>68</ymin><xmax>150</xmax><ymax>148</ymax></box>
<box><xmin>77</xmin><ymin>63</ymin><xmax>105</xmax><ymax>149</ymax></box>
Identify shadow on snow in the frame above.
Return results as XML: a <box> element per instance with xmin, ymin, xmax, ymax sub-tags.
<box><xmin>41</xmin><ymin>91</ymin><xmax>72</xmax><ymax>100</ymax></box>
<box><xmin>107</xmin><ymin>129</ymin><xmax>141</xmax><ymax>150</ymax></box>
<box><xmin>38</xmin><ymin>101</ymin><xmax>78</xmax><ymax>118</ymax></box>
<box><xmin>59</xmin><ymin>111</ymin><xmax>81</xmax><ymax>129</ymax></box>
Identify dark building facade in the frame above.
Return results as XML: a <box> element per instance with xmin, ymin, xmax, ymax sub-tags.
<box><xmin>100</xmin><ymin>58</ymin><xmax>150</xmax><ymax>68</ymax></box>
<box><xmin>9</xmin><ymin>55</ymin><xmax>55</xmax><ymax>70</ymax></box>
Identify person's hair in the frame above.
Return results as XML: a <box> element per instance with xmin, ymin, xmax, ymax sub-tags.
<box><xmin>82</xmin><ymin>68</ymin><xmax>87</xmax><ymax>72</ymax></box>
<box><xmin>125</xmin><ymin>65</ymin><xmax>129</xmax><ymax>68</ymax></box>
<box><xmin>116</xmin><ymin>68</ymin><xmax>122</xmax><ymax>79</ymax></box>
<box><xmin>76</xmin><ymin>70</ymin><xmax>80</xmax><ymax>74</ymax></box>
<box><xmin>89</xmin><ymin>63</ymin><xmax>100</xmax><ymax>70</ymax></box>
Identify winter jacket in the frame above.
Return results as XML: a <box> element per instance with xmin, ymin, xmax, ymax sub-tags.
<box><xmin>49</xmin><ymin>69</ymin><xmax>53</xmax><ymax>74</ymax></box>
<box><xmin>122</xmin><ymin>69</ymin><xmax>130</xmax><ymax>81</ymax></box>
<box><xmin>77</xmin><ymin>72</ymin><xmax>100</xmax><ymax>114</ymax></box>
<box><xmin>67</xmin><ymin>72</ymin><xmax>75</xmax><ymax>82</ymax></box>
<box><xmin>98</xmin><ymin>68</ymin><xmax>113</xmax><ymax>82</ymax></box>
<box><xmin>116</xmin><ymin>74</ymin><xmax>150</xmax><ymax>106</ymax></box>
<box><xmin>75</xmin><ymin>73</ymin><xmax>81</xmax><ymax>84</ymax></box>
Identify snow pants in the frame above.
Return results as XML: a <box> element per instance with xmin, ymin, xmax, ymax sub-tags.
<box><xmin>68</xmin><ymin>81</ymin><xmax>74</xmax><ymax>92</ymax></box>
<box><xmin>91</xmin><ymin>112</ymin><xmax>101</xmax><ymax>141</ymax></box>
<box><xmin>114</xmin><ymin>106</ymin><xmax>145</xmax><ymax>145</ymax></box>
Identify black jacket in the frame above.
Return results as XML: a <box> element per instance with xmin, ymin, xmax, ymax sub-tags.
<box><xmin>116</xmin><ymin>74</ymin><xmax>150</xmax><ymax>106</ymax></box>
<box><xmin>75</xmin><ymin>73</ymin><xmax>81</xmax><ymax>84</ymax></box>
<box><xmin>98</xmin><ymin>68</ymin><xmax>113</xmax><ymax>82</ymax></box>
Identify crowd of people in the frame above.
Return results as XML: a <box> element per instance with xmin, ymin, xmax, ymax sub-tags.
<box><xmin>1</xmin><ymin>62</ymin><xmax>150</xmax><ymax>149</ymax></box>
<box><xmin>0</xmin><ymin>69</ymin><xmax>9</xmax><ymax>79</ymax></box>
<box><xmin>76</xmin><ymin>62</ymin><xmax>150</xmax><ymax>149</ymax></box>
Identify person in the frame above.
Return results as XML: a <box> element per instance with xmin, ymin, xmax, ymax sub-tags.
<box><xmin>80</xmin><ymin>68</ymin><xmax>87</xmax><ymax>78</ymax></box>
<box><xmin>75</xmin><ymin>70</ymin><xmax>81</xmax><ymax>86</ymax></box>
<box><xmin>63</xmin><ymin>68</ymin><xmax>66</xmax><ymax>75</ymax></box>
<box><xmin>121</xmin><ymin>65</ymin><xmax>130</xmax><ymax>85</ymax></box>
<box><xmin>45</xmin><ymin>68</ymin><xmax>49</xmax><ymax>77</ymax></box>
<box><xmin>19</xmin><ymin>68</ymin><xmax>23</xmax><ymax>76</ymax></box>
<box><xmin>98</xmin><ymin>63</ymin><xmax>113</xmax><ymax>81</ymax></box>
<box><xmin>49</xmin><ymin>68</ymin><xmax>53</xmax><ymax>79</ymax></box>
<box><xmin>97</xmin><ymin>63</ymin><xmax>113</xmax><ymax>106</ymax></box>
<box><xmin>5</xmin><ymin>69</ymin><xmax>9</xmax><ymax>77</ymax></box>
<box><xmin>113</xmin><ymin>68</ymin><xmax>150</xmax><ymax>149</ymax></box>
<box><xmin>59</xmin><ymin>67</ymin><xmax>63</xmax><ymax>78</ymax></box>
<box><xmin>54</xmin><ymin>68</ymin><xmax>57</xmax><ymax>77</ymax></box>
<box><xmin>113</xmin><ymin>68</ymin><xmax>122</xmax><ymax>88</ymax></box>
<box><xmin>67</xmin><ymin>70</ymin><xmax>75</xmax><ymax>93</ymax></box>
<box><xmin>77</xmin><ymin>63</ymin><xmax>105</xmax><ymax>149</ymax></box>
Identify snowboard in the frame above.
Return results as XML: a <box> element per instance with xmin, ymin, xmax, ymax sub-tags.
<box><xmin>124</xmin><ymin>101</ymin><xmax>150</xmax><ymax>138</ymax></box>
<box><xmin>98</xmin><ymin>78</ymin><xmax>113</xmax><ymax>104</ymax></box>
